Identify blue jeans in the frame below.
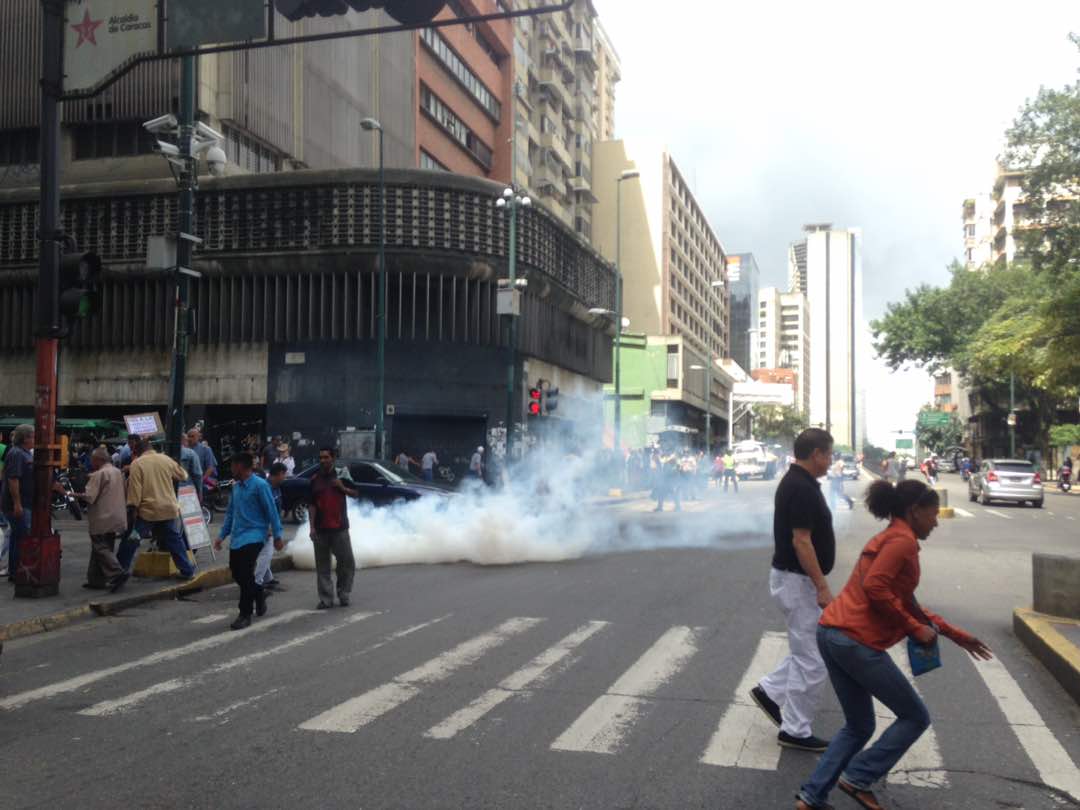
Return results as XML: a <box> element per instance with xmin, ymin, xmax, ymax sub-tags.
<box><xmin>147</xmin><ymin>518</ymin><xmax>195</xmax><ymax>578</ymax></box>
<box><xmin>423</xmin><ymin>469</ymin><xmax>434</xmax><ymax>482</ymax></box>
<box><xmin>799</xmin><ymin>626</ymin><xmax>931</xmax><ymax>808</ymax></box>
<box><xmin>3</xmin><ymin>510</ymin><xmax>30</xmax><ymax>579</ymax></box>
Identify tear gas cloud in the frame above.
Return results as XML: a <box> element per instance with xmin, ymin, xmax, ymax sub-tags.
<box><xmin>288</xmin><ymin>400</ymin><xmax>785</xmax><ymax>572</ymax></box>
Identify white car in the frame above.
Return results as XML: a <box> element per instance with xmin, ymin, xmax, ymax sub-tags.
<box><xmin>733</xmin><ymin>441</ymin><xmax>778</xmax><ymax>480</ymax></box>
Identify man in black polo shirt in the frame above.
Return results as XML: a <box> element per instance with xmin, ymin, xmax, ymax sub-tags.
<box><xmin>750</xmin><ymin>428</ymin><xmax>836</xmax><ymax>752</ymax></box>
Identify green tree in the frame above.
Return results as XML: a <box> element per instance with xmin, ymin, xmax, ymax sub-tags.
<box><xmin>752</xmin><ymin>405</ymin><xmax>805</xmax><ymax>443</ymax></box>
<box><xmin>914</xmin><ymin>405</ymin><xmax>964</xmax><ymax>455</ymax></box>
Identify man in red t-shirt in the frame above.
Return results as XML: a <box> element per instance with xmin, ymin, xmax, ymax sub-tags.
<box><xmin>308</xmin><ymin>446</ymin><xmax>359</xmax><ymax>609</ymax></box>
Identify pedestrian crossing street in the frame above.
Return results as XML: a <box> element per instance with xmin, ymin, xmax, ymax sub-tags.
<box><xmin>3</xmin><ymin>609</ymin><xmax>1079</xmax><ymax>802</ymax></box>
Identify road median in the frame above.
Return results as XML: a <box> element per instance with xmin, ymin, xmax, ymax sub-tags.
<box><xmin>1014</xmin><ymin>607</ymin><xmax>1080</xmax><ymax>705</ymax></box>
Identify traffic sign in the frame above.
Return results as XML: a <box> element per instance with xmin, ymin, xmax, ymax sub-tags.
<box><xmin>918</xmin><ymin>411</ymin><xmax>951</xmax><ymax>428</ymax></box>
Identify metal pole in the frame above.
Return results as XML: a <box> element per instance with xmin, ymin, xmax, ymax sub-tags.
<box><xmin>165</xmin><ymin>54</ymin><xmax>197</xmax><ymax>462</ymax></box>
<box><xmin>705</xmin><ymin>367</ymin><xmax>712</xmax><ymax>458</ymax></box>
<box><xmin>505</xmin><ymin>87</ymin><xmax>520</xmax><ymax>464</ymax></box>
<box><xmin>1009</xmin><ymin>371</ymin><xmax>1016</xmax><ymax>458</ymax></box>
<box><xmin>614</xmin><ymin>180</ymin><xmax>622</xmax><ymax>453</ymax></box>
<box><xmin>376</xmin><ymin>129</ymin><xmax>386</xmax><ymax>459</ymax></box>
<box><xmin>22</xmin><ymin>0</ymin><xmax>65</xmax><ymax>597</ymax></box>
<box><xmin>728</xmin><ymin>391</ymin><xmax>734</xmax><ymax>450</ymax></box>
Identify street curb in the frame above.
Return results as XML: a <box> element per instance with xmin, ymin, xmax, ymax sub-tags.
<box><xmin>0</xmin><ymin>554</ymin><xmax>295</xmax><ymax>641</ymax></box>
<box><xmin>1014</xmin><ymin>607</ymin><xmax>1080</xmax><ymax>706</ymax></box>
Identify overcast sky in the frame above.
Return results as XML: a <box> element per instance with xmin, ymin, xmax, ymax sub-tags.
<box><xmin>594</xmin><ymin>0</ymin><xmax>1078</xmax><ymax>444</ymax></box>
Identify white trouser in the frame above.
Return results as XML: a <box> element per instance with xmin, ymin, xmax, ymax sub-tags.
<box><xmin>759</xmin><ymin>568</ymin><xmax>827</xmax><ymax>738</ymax></box>
<box><xmin>254</xmin><ymin>538</ymin><xmax>275</xmax><ymax>586</ymax></box>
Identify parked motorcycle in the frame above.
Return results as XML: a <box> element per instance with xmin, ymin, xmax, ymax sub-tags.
<box><xmin>204</xmin><ymin>476</ymin><xmax>233</xmax><ymax>513</ymax></box>
<box><xmin>51</xmin><ymin>472</ymin><xmax>83</xmax><ymax>521</ymax></box>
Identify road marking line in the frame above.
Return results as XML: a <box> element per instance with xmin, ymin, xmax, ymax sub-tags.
<box><xmin>0</xmin><ymin>609</ymin><xmax>312</xmax><ymax>712</ymax></box>
<box><xmin>953</xmin><ymin>508</ymin><xmax>975</xmax><ymax>518</ymax></box>
<box><xmin>191</xmin><ymin>688</ymin><xmax>282</xmax><ymax>724</ymax></box>
<box><xmin>985</xmin><ymin>509</ymin><xmax>1013</xmax><ymax>520</ymax></box>
<box><xmin>299</xmin><ymin>617</ymin><xmax>543</xmax><ymax>734</ymax></box>
<box><xmin>1068</xmin><ymin>516</ymin><xmax>1076</xmax><ymax>521</ymax></box>
<box><xmin>870</xmin><ymin>648</ymin><xmax>948</xmax><ymax>788</ymax></box>
<box><xmin>191</xmin><ymin>612</ymin><xmax>232</xmax><ymax>625</ymax></box>
<box><xmin>972</xmin><ymin>656</ymin><xmax>1080</xmax><ymax>801</ymax></box>
<box><xmin>551</xmin><ymin>625</ymin><xmax>702</xmax><ymax>755</ymax></box>
<box><xmin>79</xmin><ymin>611</ymin><xmax>379</xmax><ymax>717</ymax></box>
<box><xmin>700</xmin><ymin>631</ymin><xmax>788</xmax><ymax>770</ymax></box>
<box><xmin>426</xmin><ymin>621</ymin><xmax>609</xmax><ymax>740</ymax></box>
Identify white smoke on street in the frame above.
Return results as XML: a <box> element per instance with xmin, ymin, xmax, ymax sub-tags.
<box><xmin>287</xmin><ymin>439</ymin><xmax>781</xmax><ymax>572</ymax></box>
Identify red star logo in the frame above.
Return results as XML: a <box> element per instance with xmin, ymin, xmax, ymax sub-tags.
<box><xmin>71</xmin><ymin>9</ymin><xmax>103</xmax><ymax>48</ymax></box>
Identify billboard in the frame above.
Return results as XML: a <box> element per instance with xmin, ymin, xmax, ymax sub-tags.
<box><xmin>64</xmin><ymin>0</ymin><xmax>159</xmax><ymax>95</ymax></box>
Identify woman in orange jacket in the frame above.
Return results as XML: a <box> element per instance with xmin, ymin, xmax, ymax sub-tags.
<box><xmin>796</xmin><ymin>480</ymin><xmax>992</xmax><ymax>810</ymax></box>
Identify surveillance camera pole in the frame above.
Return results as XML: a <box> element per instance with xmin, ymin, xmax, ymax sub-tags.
<box><xmin>164</xmin><ymin>53</ymin><xmax>197</xmax><ymax>462</ymax></box>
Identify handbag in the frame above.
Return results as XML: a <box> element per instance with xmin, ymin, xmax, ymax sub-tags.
<box><xmin>906</xmin><ymin>597</ymin><xmax>942</xmax><ymax>677</ymax></box>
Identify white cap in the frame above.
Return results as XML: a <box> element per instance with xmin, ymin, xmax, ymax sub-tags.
<box><xmin>477</xmin><ymin>446</ymin><xmax>484</xmax><ymax>452</ymax></box>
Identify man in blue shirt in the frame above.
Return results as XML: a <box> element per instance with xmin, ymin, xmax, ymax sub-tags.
<box><xmin>1</xmin><ymin>424</ymin><xmax>34</xmax><ymax>583</ymax></box>
<box><xmin>187</xmin><ymin>428</ymin><xmax>217</xmax><ymax>482</ymax></box>
<box><xmin>214</xmin><ymin>452</ymin><xmax>283</xmax><ymax>630</ymax></box>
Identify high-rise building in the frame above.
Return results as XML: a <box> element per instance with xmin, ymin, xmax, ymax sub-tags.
<box><xmin>962</xmin><ymin>193</ymin><xmax>994</xmax><ymax>269</ymax></box>
<box><xmin>0</xmin><ymin>1</ymin><xmax>514</xmax><ymax>187</ymax></box>
<box><xmin>511</xmin><ymin>0</ymin><xmax>609</xmax><ymax>242</ymax></box>
<box><xmin>593</xmin><ymin>20</ymin><xmax>620</xmax><ymax>142</ymax></box>
<box><xmin>990</xmin><ymin>165</ymin><xmax>1028</xmax><ymax>265</ymax></box>
<box><xmin>756</xmin><ymin>286</ymin><xmax>810</xmax><ymax>415</ymax></box>
<box><xmin>592</xmin><ymin>139</ymin><xmax>732</xmax><ymax>447</ymax></box>
<box><xmin>788</xmin><ymin>238</ymin><xmax>809</xmax><ymax>293</ymax></box>
<box><xmin>726</xmin><ymin>253</ymin><xmax>759</xmax><ymax>374</ymax></box>
<box><xmin>788</xmin><ymin>225</ymin><xmax>864</xmax><ymax>450</ymax></box>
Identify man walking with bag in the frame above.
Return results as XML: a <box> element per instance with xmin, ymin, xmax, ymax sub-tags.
<box><xmin>750</xmin><ymin>428</ymin><xmax>836</xmax><ymax>752</ymax></box>
<box><xmin>309</xmin><ymin>447</ymin><xmax>359</xmax><ymax>609</ymax></box>
<box><xmin>215</xmin><ymin>453</ymin><xmax>283</xmax><ymax>630</ymax></box>
<box><xmin>75</xmin><ymin>447</ymin><xmax>129</xmax><ymax>592</ymax></box>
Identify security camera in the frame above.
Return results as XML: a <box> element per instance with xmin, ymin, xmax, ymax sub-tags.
<box><xmin>154</xmin><ymin>141</ymin><xmax>180</xmax><ymax>157</ymax></box>
<box><xmin>195</xmin><ymin>121</ymin><xmax>224</xmax><ymax>143</ymax></box>
<box><xmin>143</xmin><ymin>114</ymin><xmax>178</xmax><ymax>135</ymax></box>
<box><xmin>206</xmin><ymin>145</ymin><xmax>227</xmax><ymax>177</ymax></box>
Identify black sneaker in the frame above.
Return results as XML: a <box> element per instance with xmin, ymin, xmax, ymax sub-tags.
<box><xmin>230</xmin><ymin>615</ymin><xmax>252</xmax><ymax>631</ymax></box>
<box><xmin>338</xmin><ymin>596</ymin><xmax>350</xmax><ymax>607</ymax></box>
<box><xmin>316</xmin><ymin>601</ymin><xmax>333</xmax><ymax>610</ymax></box>
<box><xmin>778</xmin><ymin>731</ymin><xmax>830</xmax><ymax>752</ymax></box>
<box><xmin>749</xmin><ymin>685</ymin><xmax>782</xmax><ymax>727</ymax></box>
<box><xmin>255</xmin><ymin>592</ymin><xmax>268</xmax><ymax>617</ymax></box>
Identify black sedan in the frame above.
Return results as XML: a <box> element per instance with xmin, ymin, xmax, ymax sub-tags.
<box><xmin>280</xmin><ymin>458</ymin><xmax>453</xmax><ymax>522</ymax></box>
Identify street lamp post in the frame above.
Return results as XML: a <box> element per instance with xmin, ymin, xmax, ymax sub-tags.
<box><xmin>689</xmin><ymin>362</ymin><xmax>715</xmax><ymax>457</ymax></box>
<box><xmin>614</xmin><ymin>169</ymin><xmax>639</xmax><ymax>453</ymax></box>
<box><xmin>495</xmin><ymin>183</ymin><xmax>531</xmax><ymax>461</ymax></box>
<box><xmin>361</xmin><ymin>118</ymin><xmax>386</xmax><ymax>459</ymax></box>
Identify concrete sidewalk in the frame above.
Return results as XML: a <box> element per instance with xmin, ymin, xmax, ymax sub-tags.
<box><xmin>0</xmin><ymin>519</ymin><xmax>295</xmax><ymax>642</ymax></box>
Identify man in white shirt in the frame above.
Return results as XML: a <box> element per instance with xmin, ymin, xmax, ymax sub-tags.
<box><xmin>421</xmin><ymin>449</ymin><xmax>439</xmax><ymax>482</ymax></box>
<box><xmin>469</xmin><ymin>446</ymin><xmax>485</xmax><ymax>481</ymax></box>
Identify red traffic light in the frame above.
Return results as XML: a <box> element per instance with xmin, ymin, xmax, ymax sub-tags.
<box><xmin>528</xmin><ymin>387</ymin><xmax>542</xmax><ymax>416</ymax></box>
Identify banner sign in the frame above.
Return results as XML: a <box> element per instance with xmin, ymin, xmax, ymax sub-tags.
<box><xmin>64</xmin><ymin>0</ymin><xmax>159</xmax><ymax>95</ymax></box>
<box><xmin>178</xmin><ymin>483</ymin><xmax>211</xmax><ymax>550</ymax></box>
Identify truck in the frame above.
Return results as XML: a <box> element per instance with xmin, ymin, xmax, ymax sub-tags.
<box><xmin>732</xmin><ymin>440</ymin><xmax>779</xmax><ymax>480</ymax></box>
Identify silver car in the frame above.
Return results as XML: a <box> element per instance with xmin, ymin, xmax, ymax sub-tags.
<box><xmin>969</xmin><ymin>459</ymin><xmax>1043</xmax><ymax>507</ymax></box>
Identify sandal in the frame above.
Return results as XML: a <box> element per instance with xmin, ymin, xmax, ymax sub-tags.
<box><xmin>837</xmin><ymin>780</ymin><xmax>885</xmax><ymax>810</ymax></box>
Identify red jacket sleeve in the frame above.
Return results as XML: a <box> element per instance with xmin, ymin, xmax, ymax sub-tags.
<box><xmin>920</xmin><ymin>607</ymin><xmax>974</xmax><ymax>645</ymax></box>
<box><xmin>861</xmin><ymin>534</ymin><xmax>925</xmax><ymax>636</ymax></box>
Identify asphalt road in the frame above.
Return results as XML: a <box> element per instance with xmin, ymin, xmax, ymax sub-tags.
<box><xmin>1</xmin><ymin>473</ymin><xmax>1079</xmax><ymax>809</ymax></box>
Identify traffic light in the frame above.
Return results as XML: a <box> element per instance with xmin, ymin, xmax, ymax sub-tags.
<box><xmin>58</xmin><ymin>251</ymin><xmax>102</xmax><ymax>327</ymax></box>
<box><xmin>528</xmin><ymin>387</ymin><xmax>542</xmax><ymax>417</ymax></box>
<box><xmin>544</xmin><ymin>386</ymin><xmax>559</xmax><ymax>415</ymax></box>
<box><xmin>274</xmin><ymin>1</ymin><xmax>447</xmax><ymax>24</ymax></box>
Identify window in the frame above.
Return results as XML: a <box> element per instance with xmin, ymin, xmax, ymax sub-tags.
<box><xmin>222</xmin><ymin>126</ymin><xmax>281</xmax><ymax>174</ymax></box>
<box><xmin>420</xmin><ymin>84</ymin><xmax>493</xmax><ymax>169</ymax></box>
<box><xmin>420</xmin><ymin>27</ymin><xmax>502</xmax><ymax>122</ymax></box>
<box><xmin>419</xmin><ymin>150</ymin><xmax>449</xmax><ymax>172</ymax></box>
<box><xmin>72</xmin><ymin>122</ymin><xmax>156</xmax><ymax>161</ymax></box>
<box><xmin>965</xmin><ymin>223</ymin><xmax>976</xmax><ymax>238</ymax></box>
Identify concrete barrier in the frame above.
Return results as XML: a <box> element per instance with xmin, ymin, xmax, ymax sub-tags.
<box><xmin>1033</xmin><ymin>553</ymin><xmax>1080</xmax><ymax>620</ymax></box>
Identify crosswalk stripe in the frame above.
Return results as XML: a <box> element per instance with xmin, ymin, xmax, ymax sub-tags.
<box><xmin>79</xmin><ymin>612</ymin><xmax>379</xmax><ymax>717</ymax></box>
<box><xmin>425</xmin><ymin>620</ymin><xmax>609</xmax><ymax>740</ymax></box>
<box><xmin>972</xmin><ymin>657</ymin><xmax>1080</xmax><ymax>800</ymax></box>
<box><xmin>299</xmin><ymin>617</ymin><xmax>544</xmax><ymax>734</ymax></box>
<box><xmin>191</xmin><ymin>612</ymin><xmax>232</xmax><ymax>625</ymax></box>
<box><xmin>551</xmin><ymin>625</ymin><xmax>702</xmax><ymax>755</ymax></box>
<box><xmin>871</xmin><ymin>647</ymin><xmax>948</xmax><ymax>788</ymax></box>
<box><xmin>700</xmin><ymin>631</ymin><xmax>788</xmax><ymax>770</ymax></box>
<box><xmin>0</xmin><ymin>609</ymin><xmax>312</xmax><ymax>712</ymax></box>
<box><xmin>953</xmin><ymin>507</ymin><xmax>974</xmax><ymax>518</ymax></box>
<box><xmin>985</xmin><ymin>509</ymin><xmax>1013</xmax><ymax>520</ymax></box>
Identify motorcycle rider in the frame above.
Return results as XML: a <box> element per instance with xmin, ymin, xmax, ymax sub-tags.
<box><xmin>1060</xmin><ymin>455</ymin><xmax>1073</xmax><ymax>491</ymax></box>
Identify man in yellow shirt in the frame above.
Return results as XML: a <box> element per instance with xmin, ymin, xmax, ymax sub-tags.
<box><xmin>125</xmin><ymin>435</ymin><xmax>195</xmax><ymax>579</ymax></box>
